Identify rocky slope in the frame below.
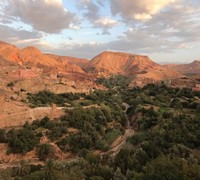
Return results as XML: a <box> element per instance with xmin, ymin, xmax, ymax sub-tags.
<box><xmin>164</xmin><ymin>60</ymin><xmax>200</xmax><ymax>74</ymax></box>
<box><xmin>0</xmin><ymin>41</ymin><xmax>20</xmax><ymax>62</ymax></box>
<box><xmin>47</xmin><ymin>54</ymin><xmax>88</xmax><ymax>68</ymax></box>
<box><xmin>84</xmin><ymin>51</ymin><xmax>181</xmax><ymax>81</ymax></box>
<box><xmin>0</xmin><ymin>55</ymin><xmax>16</xmax><ymax>66</ymax></box>
<box><xmin>0</xmin><ymin>41</ymin><xmax>84</xmax><ymax>73</ymax></box>
<box><xmin>0</xmin><ymin>41</ymin><xmax>182</xmax><ymax>83</ymax></box>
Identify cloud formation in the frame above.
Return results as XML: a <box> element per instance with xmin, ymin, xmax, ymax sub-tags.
<box><xmin>0</xmin><ymin>24</ymin><xmax>42</xmax><ymax>42</ymax></box>
<box><xmin>0</xmin><ymin>0</ymin><xmax>200</xmax><ymax>62</ymax></box>
<box><xmin>75</xmin><ymin>0</ymin><xmax>118</xmax><ymax>34</ymax></box>
<box><xmin>4</xmin><ymin>0</ymin><xmax>76</xmax><ymax>33</ymax></box>
<box><xmin>94</xmin><ymin>17</ymin><xmax>118</xmax><ymax>34</ymax></box>
<box><xmin>110</xmin><ymin>0</ymin><xmax>177</xmax><ymax>20</ymax></box>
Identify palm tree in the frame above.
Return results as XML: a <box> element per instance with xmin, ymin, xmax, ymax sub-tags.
<box><xmin>44</xmin><ymin>159</ymin><xmax>55</xmax><ymax>180</ymax></box>
<box><xmin>17</xmin><ymin>160</ymin><xmax>30</xmax><ymax>176</ymax></box>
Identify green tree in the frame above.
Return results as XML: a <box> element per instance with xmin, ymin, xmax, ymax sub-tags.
<box><xmin>8</xmin><ymin>127</ymin><xmax>38</xmax><ymax>154</ymax></box>
<box><xmin>17</xmin><ymin>160</ymin><xmax>31</xmax><ymax>177</ymax></box>
<box><xmin>37</xmin><ymin>144</ymin><xmax>54</xmax><ymax>161</ymax></box>
<box><xmin>44</xmin><ymin>159</ymin><xmax>56</xmax><ymax>180</ymax></box>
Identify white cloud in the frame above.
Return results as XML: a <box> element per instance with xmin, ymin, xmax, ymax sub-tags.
<box><xmin>0</xmin><ymin>24</ymin><xmax>54</xmax><ymax>51</ymax></box>
<box><xmin>110</xmin><ymin>0</ymin><xmax>177</xmax><ymax>20</ymax></box>
<box><xmin>162</xmin><ymin>27</ymin><xmax>180</xmax><ymax>34</ymax></box>
<box><xmin>1</xmin><ymin>0</ymin><xmax>200</xmax><ymax>62</ymax></box>
<box><xmin>95</xmin><ymin>17</ymin><xmax>117</xmax><ymax>27</ymax></box>
<box><xmin>4</xmin><ymin>0</ymin><xmax>76</xmax><ymax>33</ymax></box>
<box><xmin>94</xmin><ymin>17</ymin><xmax>118</xmax><ymax>34</ymax></box>
<box><xmin>0</xmin><ymin>24</ymin><xmax>42</xmax><ymax>42</ymax></box>
<box><xmin>75</xmin><ymin>0</ymin><xmax>117</xmax><ymax>34</ymax></box>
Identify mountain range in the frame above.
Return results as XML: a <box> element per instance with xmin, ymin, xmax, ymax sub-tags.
<box><xmin>163</xmin><ymin>60</ymin><xmax>200</xmax><ymax>75</ymax></box>
<box><xmin>0</xmin><ymin>40</ymin><xmax>200</xmax><ymax>134</ymax></box>
<box><xmin>0</xmin><ymin>40</ymin><xmax>200</xmax><ymax>84</ymax></box>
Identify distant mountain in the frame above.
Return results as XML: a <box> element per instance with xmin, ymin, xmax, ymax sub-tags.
<box><xmin>47</xmin><ymin>54</ymin><xmax>88</xmax><ymax>68</ymax></box>
<box><xmin>0</xmin><ymin>55</ymin><xmax>16</xmax><ymax>66</ymax></box>
<box><xmin>84</xmin><ymin>51</ymin><xmax>181</xmax><ymax>80</ymax></box>
<box><xmin>164</xmin><ymin>60</ymin><xmax>200</xmax><ymax>74</ymax></box>
<box><xmin>0</xmin><ymin>41</ymin><xmax>20</xmax><ymax>62</ymax></box>
<box><xmin>0</xmin><ymin>41</ymin><xmax>84</xmax><ymax>73</ymax></box>
<box><xmin>0</xmin><ymin>41</ymin><xmax>182</xmax><ymax>83</ymax></box>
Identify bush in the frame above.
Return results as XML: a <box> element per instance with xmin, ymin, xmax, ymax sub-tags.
<box><xmin>7</xmin><ymin>81</ymin><xmax>14</xmax><ymax>87</ymax></box>
<box><xmin>68</xmin><ymin>132</ymin><xmax>93</xmax><ymax>153</ymax></box>
<box><xmin>128</xmin><ymin>132</ymin><xmax>146</xmax><ymax>145</ymax></box>
<box><xmin>8</xmin><ymin>128</ymin><xmax>39</xmax><ymax>154</ymax></box>
<box><xmin>104</xmin><ymin>129</ymin><xmax>122</xmax><ymax>145</ymax></box>
<box><xmin>37</xmin><ymin>144</ymin><xmax>54</xmax><ymax>161</ymax></box>
<box><xmin>0</xmin><ymin>129</ymin><xmax>7</xmax><ymax>143</ymax></box>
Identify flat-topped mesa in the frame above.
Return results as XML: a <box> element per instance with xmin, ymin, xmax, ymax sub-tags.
<box><xmin>84</xmin><ymin>51</ymin><xmax>160</xmax><ymax>74</ymax></box>
<box><xmin>0</xmin><ymin>40</ymin><xmax>182</xmax><ymax>81</ymax></box>
<box><xmin>84</xmin><ymin>51</ymin><xmax>181</xmax><ymax>81</ymax></box>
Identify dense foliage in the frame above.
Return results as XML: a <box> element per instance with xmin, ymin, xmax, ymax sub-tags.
<box><xmin>27</xmin><ymin>90</ymin><xmax>86</xmax><ymax>107</ymax></box>
<box><xmin>1</xmin><ymin>77</ymin><xmax>200</xmax><ymax>179</ymax></box>
<box><xmin>7</xmin><ymin>126</ymin><xmax>39</xmax><ymax>154</ymax></box>
<box><xmin>96</xmin><ymin>75</ymin><xmax>131</xmax><ymax>89</ymax></box>
<box><xmin>37</xmin><ymin>144</ymin><xmax>54</xmax><ymax>161</ymax></box>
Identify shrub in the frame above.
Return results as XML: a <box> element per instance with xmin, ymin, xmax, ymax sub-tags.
<box><xmin>7</xmin><ymin>82</ymin><xmax>14</xmax><ymax>87</ymax></box>
<box><xmin>8</xmin><ymin>128</ymin><xmax>39</xmax><ymax>154</ymax></box>
<box><xmin>104</xmin><ymin>129</ymin><xmax>122</xmax><ymax>145</ymax></box>
<box><xmin>37</xmin><ymin>144</ymin><xmax>54</xmax><ymax>161</ymax></box>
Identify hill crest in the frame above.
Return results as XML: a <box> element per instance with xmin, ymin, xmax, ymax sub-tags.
<box><xmin>84</xmin><ymin>51</ymin><xmax>181</xmax><ymax>81</ymax></box>
<box><xmin>164</xmin><ymin>60</ymin><xmax>200</xmax><ymax>74</ymax></box>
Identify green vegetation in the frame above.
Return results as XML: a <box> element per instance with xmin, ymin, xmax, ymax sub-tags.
<box><xmin>96</xmin><ymin>75</ymin><xmax>131</xmax><ymax>89</ymax></box>
<box><xmin>27</xmin><ymin>90</ymin><xmax>86</xmax><ymax>107</ymax></box>
<box><xmin>58</xmin><ymin>106</ymin><xmax>125</xmax><ymax>152</ymax></box>
<box><xmin>7</xmin><ymin>126</ymin><xmax>39</xmax><ymax>154</ymax></box>
<box><xmin>37</xmin><ymin>144</ymin><xmax>54</xmax><ymax>161</ymax></box>
<box><xmin>1</xmin><ymin>77</ymin><xmax>200</xmax><ymax>179</ymax></box>
<box><xmin>104</xmin><ymin>129</ymin><xmax>122</xmax><ymax>145</ymax></box>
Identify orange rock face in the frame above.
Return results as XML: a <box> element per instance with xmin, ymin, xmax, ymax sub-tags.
<box><xmin>0</xmin><ymin>41</ymin><xmax>86</xmax><ymax>74</ymax></box>
<box><xmin>164</xmin><ymin>60</ymin><xmax>200</xmax><ymax>74</ymax></box>
<box><xmin>0</xmin><ymin>41</ymin><xmax>20</xmax><ymax>63</ymax></box>
<box><xmin>84</xmin><ymin>51</ymin><xmax>181</xmax><ymax>81</ymax></box>
<box><xmin>0</xmin><ymin>41</ymin><xmax>182</xmax><ymax>83</ymax></box>
<box><xmin>84</xmin><ymin>51</ymin><xmax>158</xmax><ymax>73</ymax></box>
<box><xmin>47</xmin><ymin>54</ymin><xmax>88</xmax><ymax>68</ymax></box>
<box><xmin>18</xmin><ymin>69</ymin><xmax>39</xmax><ymax>79</ymax></box>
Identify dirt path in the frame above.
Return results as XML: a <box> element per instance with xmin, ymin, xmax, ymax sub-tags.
<box><xmin>94</xmin><ymin>128</ymin><xmax>135</xmax><ymax>158</ymax></box>
<box><xmin>0</xmin><ymin>104</ymin><xmax>100</xmax><ymax>128</ymax></box>
<box><xmin>105</xmin><ymin>129</ymin><xmax>134</xmax><ymax>157</ymax></box>
<box><xmin>0</xmin><ymin>103</ymin><xmax>134</xmax><ymax>168</ymax></box>
<box><xmin>0</xmin><ymin>128</ymin><xmax>135</xmax><ymax>169</ymax></box>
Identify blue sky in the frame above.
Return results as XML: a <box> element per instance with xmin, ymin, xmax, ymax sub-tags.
<box><xmin>0</xmin><ymin>0</ymin><xmax>200</xmax><ymax>63</ymax></box>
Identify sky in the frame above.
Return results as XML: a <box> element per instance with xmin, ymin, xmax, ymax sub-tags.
<box><xmin>0</xmin><ymin>0</ymin><xmax>200</xmax><ymax>63</ymax></box>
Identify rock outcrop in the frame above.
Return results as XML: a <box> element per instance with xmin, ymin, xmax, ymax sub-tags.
<box><xmin>0</xmin><ymin>41</ymin><xmax>85</xmax><ymax>74</ymax></box>
<box><xmin>84</xmin><ymin>51</ymin><xmax>181</xmax><ymax>81</ymax></box>
<box><xmin>47</xmin><ymin>54</ymin><xmax>88</xmax><ymax>68</ymax></box>
<box><xmin>164</xmin><ymin>60</ymin><xmax>200</xmax><ymax>74</ymax></box>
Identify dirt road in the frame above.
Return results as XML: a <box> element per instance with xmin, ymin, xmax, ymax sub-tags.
<box><xmin>0</xmin><ymin>104</ymin><xmax>100</xmax><ymax>128</ymax></box>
